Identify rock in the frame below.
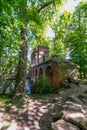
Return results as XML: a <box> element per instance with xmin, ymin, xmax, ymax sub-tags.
<box><xmin>53</xmin><ymin>78</ymin><xmax>87</xmax><ymax>130</ymax></box>
<box><xmin>84</xmin><ymin>90</ymin><xmax>87</xmax><ymax>94</ymax></box>
<box><xmin>62</xmin><ymin>101</ymin><xmax>85</xmax><ymax>114</ymax></box>
<box><xmin>79</xmin><ymin>84</ymin><xmax>87</xmax><ymax>92</ymax></box>
<box><xmin>59</xmin><ymin>79</ymin><xmax>69</xmax><ymax>88</ymax></box>
<box><xmin>67</xmin><ymin>96</ymin><xmax>83</xmax><ymax>104</ymax></box>
<box><xmin>61</xmin><ymin>101</ymin><xmax>87</xmax><ymax>130</ymax></box>
<box><xmin>62</xmin><ymin>111</ymin><xmax>87</xmax><ymax>130</ymax></box>
<box><xmin>51</xmin><ymin>119</ymin><xmax>80</xmax><ymax>130</ymax></box>
<box><xmin>68</xmin><ymin>83</ymin><xmax>78</xmax><ymax>88</ymax></box>
<box><xmin>78</xmin><ymin>94</ymin><xmax>87</xmax><ymax>105</ymax></box>
<box><xmin>67</xmin><ymin>78</ymin><xmax>80</xmax><ymax>84</ymax></box>
<box><xmin>78</xmin><ymin>94</ymin><xmax>87</xmax><ymax>99</ymax></box>
<box><xmin>59</xmin><ymin>78</ymin><xmax>80</xmax><ymax>89</ymax></box>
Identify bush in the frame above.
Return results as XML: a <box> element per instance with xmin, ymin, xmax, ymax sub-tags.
<box><xmin>0</xmin><ymin>79</ymin><xmax>15</xmax><ymax>94</ymax></box>
<box><xmin>34</xmin><ymin>75</ymin><xmax>55</xmax><ymax>94</ymax></box>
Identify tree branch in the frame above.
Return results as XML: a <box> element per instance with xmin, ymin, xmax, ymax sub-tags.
<box><xmin>38</xmin><ymin>0</ymin><xmax>55</xmax><ymax>13</ymax></box>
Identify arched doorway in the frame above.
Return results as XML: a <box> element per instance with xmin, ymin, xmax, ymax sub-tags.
<box><xmin>39</xmin><ymin>68</ymin><xmax>43</xmax><ymax>75</ymax></box>
<box><xmin>35</xmin><ymin>69</ymin><xmax>38</xmax><ymax>76</ymax></box>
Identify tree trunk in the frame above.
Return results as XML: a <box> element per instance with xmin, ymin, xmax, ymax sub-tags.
<box><xmin>13</xmin><ymin>0</ymin><xmax>55</xmax><ymax>98</ymax></box>
<box><xmin>13</xmin><ymin>28</ymin><xmax>27</xmax><ymax>97</ymax></box>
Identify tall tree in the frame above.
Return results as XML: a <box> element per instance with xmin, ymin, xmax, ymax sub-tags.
<box><xmin>65</xmin><ymin>1</ymin><xmax>87</xmax><ymax>79</ymax></box>
<box><xmin>12</xmin><ymin>0</ymin><xmax>64</xmax><ymax>97</ymax></box>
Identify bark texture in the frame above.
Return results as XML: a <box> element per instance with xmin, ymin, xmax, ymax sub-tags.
<box><xmin>14</xmin><ymin>29</ymin><xmax>27</xmax><ymax>97</ymax></box>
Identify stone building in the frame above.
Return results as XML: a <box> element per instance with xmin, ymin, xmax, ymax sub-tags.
<box><xmin>29</xmin><ymin>45</ymin><xmax>79</xmax><ymax>89</ymax></box>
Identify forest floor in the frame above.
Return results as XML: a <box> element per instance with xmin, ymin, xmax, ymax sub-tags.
<box><xmin>0</xmin><ymin>94</ymin><xmax>64</xmax><ymax>130</ymax></box>
<box><xmin>0</xmin><ymin>80</ymin><xmax>87</xmax><ymax>130</ymax></box>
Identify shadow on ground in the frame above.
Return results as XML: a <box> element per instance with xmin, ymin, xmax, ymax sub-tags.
<box><xmin>0</xmin><ymin>94</ymin><xmax>64</xmax><ymax>130</ymax></box>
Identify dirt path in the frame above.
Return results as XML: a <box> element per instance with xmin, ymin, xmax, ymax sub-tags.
<box><xmin>0</xmin><ymin>94</ymin><xmax>64</xmax><ymax>130</ymax></box>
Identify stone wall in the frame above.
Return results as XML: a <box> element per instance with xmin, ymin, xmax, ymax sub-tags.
<box><xmin>51</xmin><ymin>79</ymin><xmax>87</xmax><ymax>130</ymax></box>
<box><xmin>29</xmin><ymin>46</ymin><xmax>79</xmax><ymax>89</ymax></box>
<box><xmin>45</xmin><ymin>58</ymin><xmax>79</xmax><ymax>89</ymax></box>
<box><xmin>30</xmin><ymin>58</ymin><xmax>79</xmax><ymax>89</ymax></box>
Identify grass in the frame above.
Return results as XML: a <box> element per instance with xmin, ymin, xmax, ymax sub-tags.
<box><xmin>0</xmin><ymin>93</ymin><xmax>47</xmax><ymax>103</ymax></box>
<box><xmin>0</xmin><ymin>94</ymin><xmax>21</xmax><ymax>104</ymax></box>
<box><xmin>0</xmin><ymin>93</ymin><xmax>54</xmax><ymax>105</ymax></box>
<box><xmin>26</xmin><ymin>93</ymin><xmax>51</xmax><ymax>99</ymax></box>
<box><xmin>0</xmin><ymin>94</ymin><xmax>12</xmax><ymax>103</ymax></box>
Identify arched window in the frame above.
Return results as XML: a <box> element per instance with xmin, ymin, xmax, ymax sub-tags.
<box><xmin>45</xmin><ymin>66</ymin><xmax>52</xmax><ymax>76</ymax></box>
<box><xmin>39</xmin><ymin>68</ymin><xmax>43</xmax><ymax>75</ymax></box>
<box><xmin>36</xmin><ymin>69</ymin><xmax>38</xmax><ymax>76</ymax></box>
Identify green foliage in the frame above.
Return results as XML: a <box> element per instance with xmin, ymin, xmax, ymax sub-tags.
<box><xmin>0</xmin><ymin>0</ymin><xmax>65</xmax><ymax>95</ymax></box>
<box><xmin>65</xmin><ymin>1</ymin><xmax>87</xmax><ymax>79</ymax></box>
<box><xmin>49</xmin><ymin>11</ymin><xmax>71</xmax><ymax>58</ymax></box>
<box><xmin>0</xmin><ymin>0</ymin><xmax>21</xmax><ymax>90</ymax></box>
<box><xmin>34</xmin><ymin>75</ymin><xmax>55</xmax><ymax>94</ymax></box>
<box><xmin>0</xmin><ymin>94</ymin><xmax>21</xmax><ymax>104</ymax></box>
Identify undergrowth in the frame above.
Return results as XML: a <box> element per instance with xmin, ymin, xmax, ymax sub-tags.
<box><xmin>0</xmin><ymin>94</ymin><xmax>21</xmax><ymax>104</ymax></box>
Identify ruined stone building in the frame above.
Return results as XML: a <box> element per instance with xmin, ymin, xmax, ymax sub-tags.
<box><xmin>29</xmin><ymin>45</ymin><xmax>79</xmax><ymax>89</ymax></box>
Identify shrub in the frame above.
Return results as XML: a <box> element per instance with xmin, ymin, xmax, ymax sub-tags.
<box><xmin>34</xmin><ymin>75</ymin><xmax>55</xmax><ymax>94</ymax></box>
